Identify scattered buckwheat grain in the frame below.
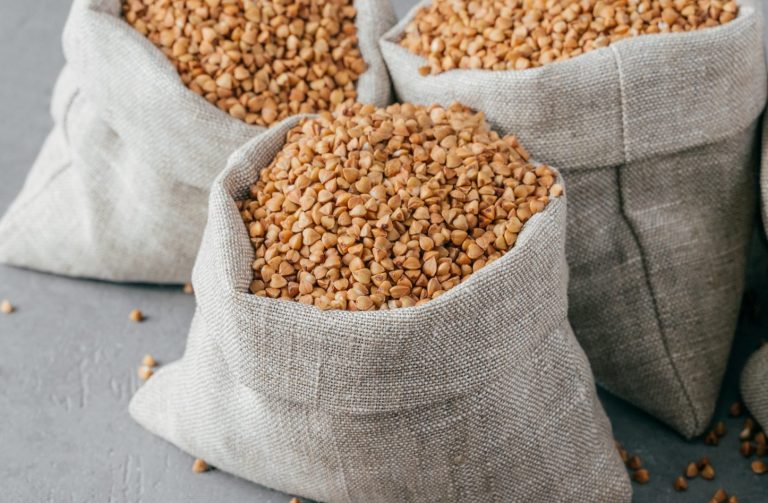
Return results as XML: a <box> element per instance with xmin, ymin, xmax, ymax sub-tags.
<box><xmin>401</xmin><ymin>0</ymin><xmax>740</xmax><ymax>74</ymax></box>
<box><xmin>129</xmin><ymin>309</ymin><xmax>144</xmax><ymax>322</ymax></box>
<box><xmin>138</xmin><ymin>366</ymin><xmax>154</xmax><ymax>381</ymax></box>
<box><xmin>739</xmin><ymin>426</ymin><xmax>752</xmax><ymax>440</ymax></box>
<box><xmin>632</xmin><ymin>468</ymin><xmax>649</xmax><ymax>484</ymax></box>
<box><xmin>137</xmin><ymin>353</ymin><xmax>158</xmax><ymax>381</ymax></box>
<box><xmin>712</xmin><ymin>488</ymin><xmax>728</xmax><ymax>503</ymax></box>
<box><xmin>740</xmin><ymin>441</ymin><xmax>752</xmax><ymax>457</ymax></box>
<box><xmin>701</xmin><ymin>463</ymin><xmax>715</xmax><ymax>480</ymax></box>
<box><xmin>123</xmin><ymin>0</ymin><xmax>366</xmax><ymax>126</ymax></box>
<box><xmin>238</xmin><ymin>102</ymin><xmax>561</xmax><ymax>311</ymax></box>
<box><xmin>714</xmin><ymin>421</ymin><xmax>727</xmax><ymax>437</ymax></box>
<box><xmin>183</xmin><ymin>282</ymin><xmax>194</xmax><ymax>294</ymax></box>
<box><xmin>0</xmin><ymin>299</ymin><xmax>13</xmax><ymax>314</ymax></box>
<box><xmin>192</xmin><ymin>458</ymin><xmax>210</xmax><ymax>473</ymax></box>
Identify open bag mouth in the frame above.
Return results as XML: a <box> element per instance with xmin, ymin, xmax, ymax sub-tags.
<box><xmin>66</xmin><ymin>0</ymin><xmax>264</xmax><ymax>127</ymax></box>
<box><xmin>378</xmin><ymin>0</ymin><xmax>765</xmax><ymax>171</ymax></box>
<box><xmin>186</xmin><ymin>112</ymin><xmax>572</xmax><ymax>410</ymax></box>
<box><xmin>209</xmin><ymin>114</ymin><xmax>569</xmax><ymax>323</ymax></box>
<box><xmin>382</xmin><ymin>0</ymin><xmax>758</xmax><ymax>75</ymax></box>
<box><xmin>66</xmin><ymin>0</ymin><xmax>393</xmax><ymax>133</ymax></box>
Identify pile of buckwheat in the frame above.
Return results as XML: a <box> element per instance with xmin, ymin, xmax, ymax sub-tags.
<box><xmin>401</xmin><ymin>0</ymin><xmax>740</xmax><ymax>74</ymax></box>
<box><xmin>237</xmin><ymin>102</ymin><xmax>562</xmax><ymax>311</ymax></box>
<box><xmin>123</xmin><ymin>0</ymin><xmax>366</xmax><ymax>126</ymax></box>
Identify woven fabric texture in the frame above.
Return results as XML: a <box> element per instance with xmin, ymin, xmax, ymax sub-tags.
<box><xmin>0</xmin><ymin>0</ymin><xmax>395</xmax><ymax>284</ymax></box>
<box><xmin>380</xmin><ymin>0</ymin><xmax>767</xmax><ymax>438</ymax></box>
<box><xmin>130</xmin><ymin>116</ymin><xmax>632</xmax><ymax>502</ymax></box>
<box><xmin>742</xmin><ymin>345</ymin><xmax>768</xmax><ymax>432</ymax></box>
<box><xmin>762</xmin><ymin>112</ymin><xmax>768</xmax><ymax>233</ymax></box>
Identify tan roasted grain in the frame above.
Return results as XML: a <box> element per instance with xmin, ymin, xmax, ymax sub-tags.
<box><xmin>129</xmin><ymin>309</ymin><xmax>144</xmax><ymax>322</ymax></box>
<box><xmin>0</xmin><ymin>299</ymin><xmax>13</xmax><ymax>314</ymax></box>
<box><xmin>138</xmin><ymin>366</ymin><xmax>154</xmax><ymax>380</ymax></box>
<box><xmin>238</xmin><ymin>102</ymin><xmax>561</xmax><ymax>311</ymax></box>
<box><xmin>401</xmin><ymin>0</ymin><xmax>740</xmax><ymax>74</ymax></box>
<box><xmin>192</xmin><ymin>458</ymin><xmax>210</xmax><ymax>473</ymax></box>
<box><xmin>632</xmin><ymin>468</ymin><xmax>649</xmax><ymax>484</ymax></box>
<box><xmin>123</xmin><ymin>0</ymin><xmax>366</xmax><ymax>126</ymax></box>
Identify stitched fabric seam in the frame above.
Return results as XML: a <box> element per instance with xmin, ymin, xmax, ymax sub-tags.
<box><xmin>610</xmin><ymin>44</ymin><xmax>701</xmax><ymax>432</ymax></box>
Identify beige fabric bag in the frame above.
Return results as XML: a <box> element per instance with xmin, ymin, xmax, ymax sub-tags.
<box><xmin>0</xmin><ymin>0</ymin><xmax>395</xmax><ymax>284</ymax></box>
<box><xmin>742</xmin><ymin>345</ymin><xmax>768</xmax><ymax>431</ymax></box>
<box><xmin>381</xmin><ymin>0</ymin><xmax>766</xmax><ymax>437</ymax></box>
<box><xmin>129</xmin><ymin>116</ymin><xmax>632</xmax><ymax>502</ymax></box>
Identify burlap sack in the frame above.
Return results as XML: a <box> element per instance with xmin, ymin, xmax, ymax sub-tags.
<box><xmin>380</xmin><ymin>0</ymin><xmax>766</xmax><ymax>438</ymax></box>
<box><xmin>742</xmin><ymin>345</ymin><xmax>768</xmax><ymax>431</ymax></box>
<box><xmin>129</xmin><ymin>116</ymin><xmax>631</xmax><ymax>502</ymax></box>
<box><xmin>0</xmin><ymin>0</ymin><xmax>395</xmax><ymax>284</ymax></box>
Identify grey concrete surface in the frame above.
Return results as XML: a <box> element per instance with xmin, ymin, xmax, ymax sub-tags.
<box><xmin>1</xmin><ymin>1</ymin><xmax>767</xmax><ymax>501</ymax></box>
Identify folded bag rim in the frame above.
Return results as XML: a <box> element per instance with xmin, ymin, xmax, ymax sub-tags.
<box><xmin>379</xmin><ymin>0</ymin><xmax>765</xmax><ymax>170</ymax></box>
<box><xmin>191</xmin><ymin>113</ymin><xmax>573</xmax><ymax>411</ymax></box>
<box><xmin>61</xmin><ymin>0</ymin><xmax>395</xmax><ymax>191</ymax></box>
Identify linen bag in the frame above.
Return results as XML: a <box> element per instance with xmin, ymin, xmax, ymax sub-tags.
<box><xmin>742</xmin><ymin>344</ymin><xmax>768</xmax><ymax>431</ymax></box>
<box><xmin>129</xmin><ymin>116</ymin><xmax>632</xmax><ymax>502</ymax></box>
<box><xmin>0</xmin><ymin>0</ymin><xmax>395</xmax><ymax>284</ymax></box>
<box><xmin>380</xmin><ymin>0</ymin><xmax>766</xmax><ymax>438</ymax></box>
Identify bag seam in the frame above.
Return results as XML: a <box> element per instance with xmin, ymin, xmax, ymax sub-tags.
<box><xmin>610</xmin><ymin>44</ymin><xmax>701</xmax><ymax>432</ymax></box>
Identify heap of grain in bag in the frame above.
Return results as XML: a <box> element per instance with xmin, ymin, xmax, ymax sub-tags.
<box><xmin>123</xmin><ymin>0</ymin><xmax>367</xmax><ymax>125</ymax></box>
<box><xmin>401</xmin><ymin>0</ymin><xmax>740</xmax><ymax>74</ymax></box>
<box><xmin>237</xmin><ymin>102</ymin><xmax>562</xmax><ymax>310</ymax></box>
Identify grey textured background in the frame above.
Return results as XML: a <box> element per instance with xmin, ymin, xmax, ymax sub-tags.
<box><xmin>0</xmin><ymin>1</ymin><xmax>767</xmax><ymax>501</ymax></box>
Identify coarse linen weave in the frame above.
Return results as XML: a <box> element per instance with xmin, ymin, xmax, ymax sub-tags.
<box><xmin>742</xmin><ymin>344</ymin><xmax>768</xmax><ymax>432</ymax></box>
